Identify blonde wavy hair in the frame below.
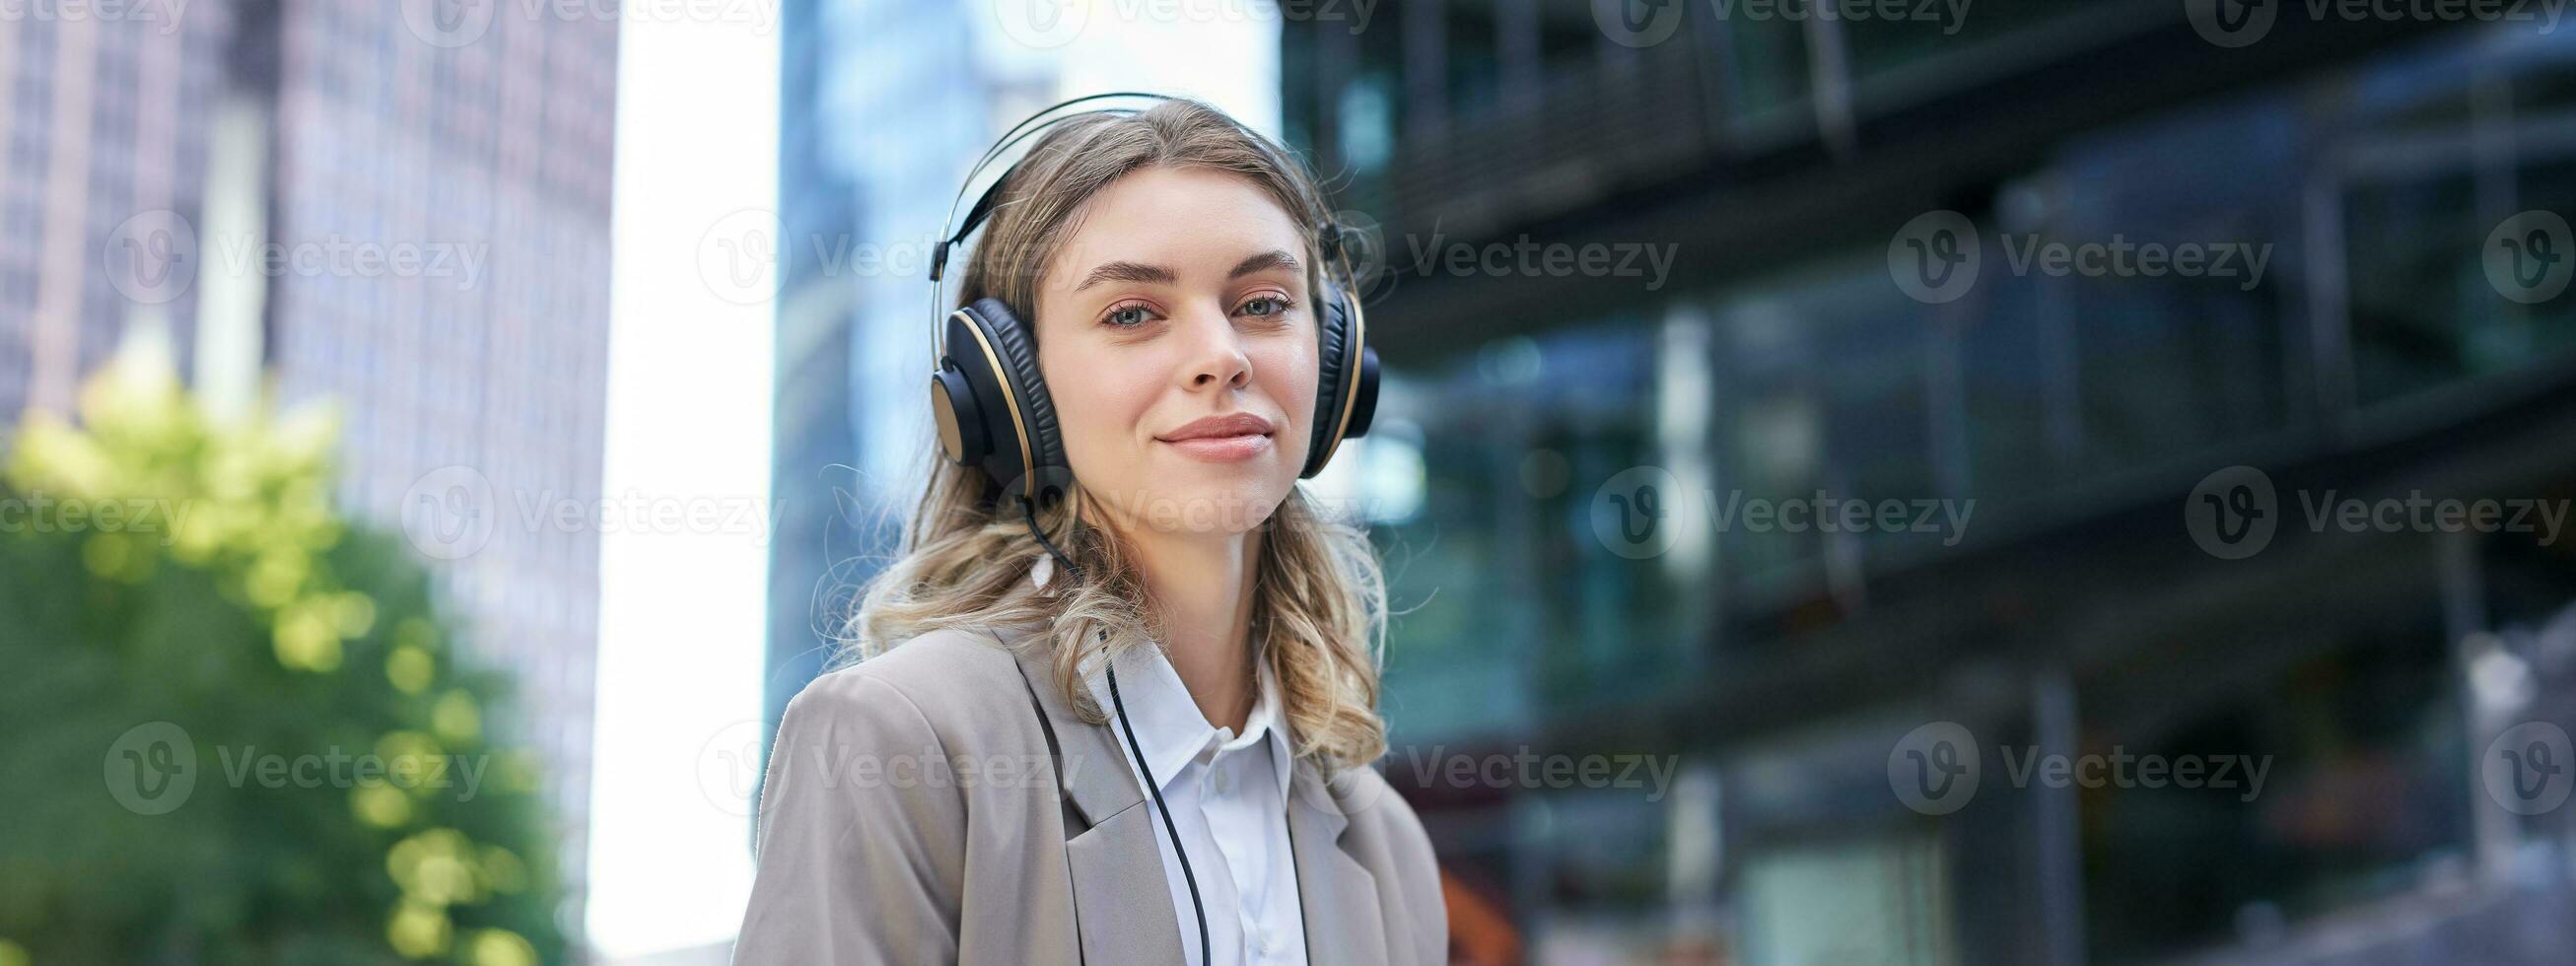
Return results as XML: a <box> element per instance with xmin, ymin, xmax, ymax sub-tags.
<box><xmin>834</xmin><ymin>99</ymin><xmax>1391</xmax><ymax>774</ymax></box>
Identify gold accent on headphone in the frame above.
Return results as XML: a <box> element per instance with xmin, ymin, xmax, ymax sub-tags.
<box><xmin>931</xmin><ymin>374</ymin><xmax>964</xmax><ymax>461</ymax></box>
<box><xmin>1311</xmin><ymin>259</ymin><xmax>1368</xmax><ymax>471</ymax></box>
<box><xmin>953</xmin><ymin>309</ymin><xmax>1034</xmax><ymax>487</ymax></box>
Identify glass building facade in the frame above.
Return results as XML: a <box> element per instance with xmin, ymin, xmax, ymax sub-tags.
<box><xmin>765</xmin><ymin>0</ymin><xmax>1061</xmax><ymax>769</ymax></box>
<box><xmin>1288</xmin><ymin>5</ymin><xmax>2576</xmax><ymax>964</ymax></box>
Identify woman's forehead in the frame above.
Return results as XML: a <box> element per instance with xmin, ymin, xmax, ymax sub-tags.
<box><xmin>1047</xmin><ymin>168</ymin><xmax>1305</xmax><ymax>273</ymax></box>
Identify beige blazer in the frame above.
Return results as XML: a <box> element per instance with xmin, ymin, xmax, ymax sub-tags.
<box><xmin>731</xmin><ymin>623</ymin><xmax>1448</xmax><ymax>966</ymax></box>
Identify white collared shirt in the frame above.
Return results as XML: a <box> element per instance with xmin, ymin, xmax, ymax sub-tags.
<box><xmin>1079</xmin><ymin>637</ymin><xmax>1310</xmax><ymax>966</ymax></box>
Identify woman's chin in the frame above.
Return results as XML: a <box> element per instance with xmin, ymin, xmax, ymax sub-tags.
<box><xmin>1121</xmin><ymin>478</ymin><xmax>1288</xmax><ymax>536</ymax></box>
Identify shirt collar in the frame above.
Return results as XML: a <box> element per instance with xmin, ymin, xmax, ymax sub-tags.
<box><xmin>1080</xmin><ymin>635</ymin><xmax>1294</xmax><ymax>808</ymax></box>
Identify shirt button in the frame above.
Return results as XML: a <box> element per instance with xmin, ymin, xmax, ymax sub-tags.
<box><xmin>1213</xmin><ymin>765</ymin><xmax>1231</xmax><ymax>794</ymax></box>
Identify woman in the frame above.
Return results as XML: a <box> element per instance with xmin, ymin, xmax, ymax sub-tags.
<box><xmin>731</xmin><ymin>97</ymin><xmax>1446</xmax><ymax>966</ymax></box>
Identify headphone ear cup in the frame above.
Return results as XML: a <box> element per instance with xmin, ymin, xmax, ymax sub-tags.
<box><xmin>1346</xmin><ymin>345</ymin><xmax>1380</xmax><ymax>440</ymax></box>
<box><xmin>955</xmin><ymin>298</ymin><xmax>1069</xmax><ymax>504</ymax></box>
<box><xmin>931</xmin><ymin>363</ymin><xmax>990</xmax><ymax>464</ymax></box>
<box><xmin>1297</xmin><ymin>278</ymin><xmax>1359</xmax><ymax>479</ymax></box>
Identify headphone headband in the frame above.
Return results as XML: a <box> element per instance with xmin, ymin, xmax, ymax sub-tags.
<box><xmin>927</xmin><ymin>94</ymin><xmax>1349</xmax><ymax>343</ymax></box>
<box><xmin>931</xmin><ymin>92</ymin><xmax>1174</xmax><ymax>282</ymax></box>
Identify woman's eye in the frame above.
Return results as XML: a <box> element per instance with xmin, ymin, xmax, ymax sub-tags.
<box><xmin>1238</xmin><ymin>295</ymin><xmax>1293</xmax><ymax>318</ymax></box>
<box><xmin>1101</xmin><ymin>303</ymin><xmax>1155</xmax><ymax>328</ymax></box>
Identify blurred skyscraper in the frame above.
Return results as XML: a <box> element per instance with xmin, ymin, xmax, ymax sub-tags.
<box><xmin>0</xmin><ymin>3</ymin><xmax>226</xmax><ymax>416</ymax></box>
<box><xmin>2</xmin><ymin>0</ymin><xmax>616</xmax><ymax>940</ymax></box>
<box><xmin>764</xmin><ymin>0</ymin><xmax>1058</xmax><ymax>752</ymax></box>
<box><xmin>1283</xmin><ymin>4</ymin><xmax>2576</xmax><ymax>965</ymax></box>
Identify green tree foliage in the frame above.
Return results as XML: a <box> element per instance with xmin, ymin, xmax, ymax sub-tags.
<box><xmin>0</xmin><ymin>352</ymin><xmax>568</xmax><ymax>965</ymax></box>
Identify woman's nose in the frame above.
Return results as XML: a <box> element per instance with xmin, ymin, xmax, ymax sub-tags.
<box><xmin>1178</xmin><ymin>306</ymin><xmax>1252</xmax><ymax>390</ymax></box>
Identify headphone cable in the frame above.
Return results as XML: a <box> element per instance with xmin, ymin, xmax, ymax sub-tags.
<box><xmin>1021</xmin><ymin>497</ymin><xmax>1214</xmax><ymax>965</ymax></box>
<box><xmin>1110</xmin><ymin>664</ymin><xmax>1214</xmax><ymax>966</ymax></box>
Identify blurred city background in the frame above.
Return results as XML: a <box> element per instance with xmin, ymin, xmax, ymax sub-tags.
<box><xmin>8</xmin><ymin>1</ymin><xmax>2576</xmax><ymax>964</ymax></box>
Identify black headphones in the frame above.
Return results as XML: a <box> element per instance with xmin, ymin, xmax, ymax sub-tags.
<box><xmin>926</xmin><ymin>92</ymin><xmax>1381</xmax><ymax>512</ymax></box>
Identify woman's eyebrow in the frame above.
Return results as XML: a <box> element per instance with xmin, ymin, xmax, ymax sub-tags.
<box><xmin>1074</xmin><ymin>260</ymin><xmax>1173</xmax><ymax>291</ymax></box>
<box><xmin>1226</xmin><ymin>249</ymin><xmax>1301</xmax><ymax>279</ymax></box>
<box><xmin>1071</xmin><ymin>249</ymin><xmax>1303</xmax><ymax>292</ymax></box>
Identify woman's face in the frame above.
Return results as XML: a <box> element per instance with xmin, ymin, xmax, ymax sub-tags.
<box><xmin>1034</xmin><ymin>165</ymin><xmax>1318</xmax><ymax>538</ymax></box>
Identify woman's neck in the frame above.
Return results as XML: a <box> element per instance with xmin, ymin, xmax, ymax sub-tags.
<box><xmin>1122</xmin><ymin>525</ymin><xmax>1263</xmax><ymax>734</ymax></box>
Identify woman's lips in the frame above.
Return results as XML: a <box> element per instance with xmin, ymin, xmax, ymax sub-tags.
<box><xmin>1160</xmin><ymin>433</ymin><xmax>1272</xmax><ymax>462</ymax></box>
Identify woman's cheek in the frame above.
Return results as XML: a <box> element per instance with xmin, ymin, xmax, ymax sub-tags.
<box><xmin>1270</xmin><ymin>344</ymin><xmax>1318</xmax><ymax>419</ymax></box>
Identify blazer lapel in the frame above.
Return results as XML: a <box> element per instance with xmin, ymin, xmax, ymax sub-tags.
<box><xmin>1007</xmin><ymin>631</ymin><xmax>1187</xmax><ymax>966</ymax></box>
<box><xmin>1288</xmin><ymin>757</ymin><xmax>1390</xmax><ymax>966</ymax></box>
<box><xmin>1003</xmin><ymin>624</ymin><xmax>1391</xmax><ymax>966</ymax></box>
